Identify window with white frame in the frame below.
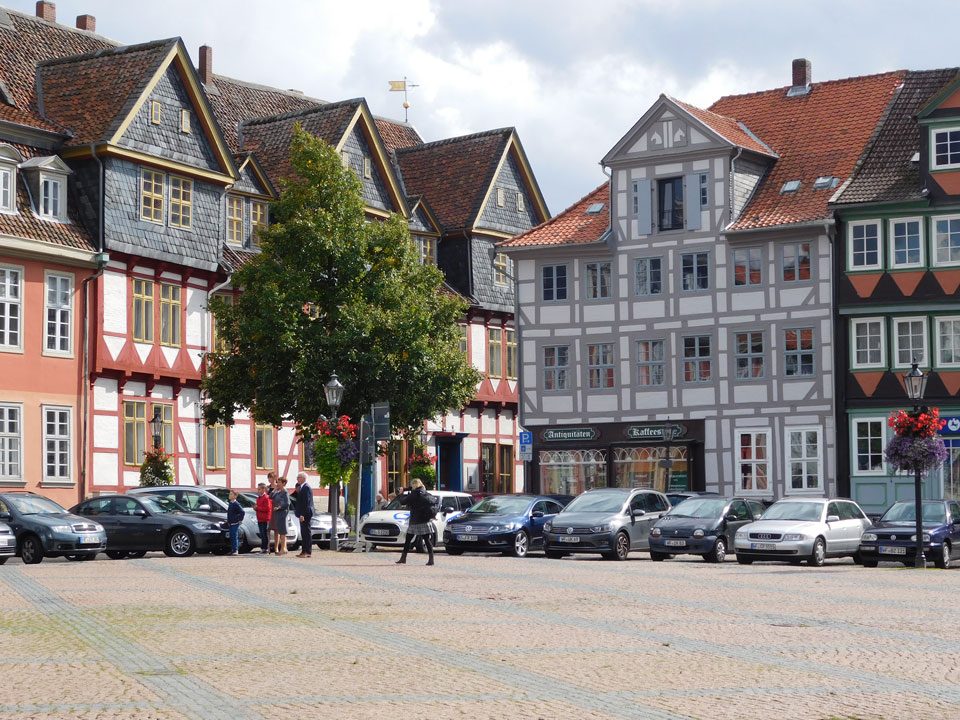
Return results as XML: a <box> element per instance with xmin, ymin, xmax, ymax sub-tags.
<box><xmin>787</xmin><ymin>427</ymin><xmax>821</xmax><ymax>491</ymax></box>
<box><xmin>587</xmin><ymin>343</ymin><xmax>614</xmax><ymax>389</ymax></box>
<box><xmin>852</xmin><ymin>318</ymin><xmax>885</xmax><ymax>368</ymax></box>
<box><xmin>734</xmin><ymin>331</ymin><xmax>764</xmax><ymax>379</ymax></box>
<box><xmin>849</xmin><ymin>221</ymin><xmax>881</xmax><ymax>270</ymax></box>
<box><xmin>542</xmin><ymin>264</ymin><xmax>567</xmax><ymax>302</ymax></box>
<box><xmin>738</xmin><ymin>430</ymin><xmax>768</xmax><ymax>492</ymax></box>
<box><xmin>0</xmin><ymin>265</ymin><xmax>22</xmax><ymax>350</ymax></box>
<box><xmin>636</xmin><ymin>339</ymin><xmax>665</xmax><ymax>386</ymax></box>
<box><xmin>934</xmin><ymin>217</ymin><xmax>960</xmax><ymax>266</ymax></box>
<box><xmin>543</xmin><ymin>345</ymin><xmax>569</xmax><ymax>391</ymax></box>
<box><xmin>937</xmin><ymin>316</ymin><xmax>960</xmax><ymax>367</ymax></box>
<box><xmin>783</xmin><ymin>242</ymin><xmax>811</xmax><ymax>282</ymax></box>
<box><xmin>0</xmin><ymin>166</ymin><xmax>14</xmax><ymax>213</ymax></box>
<box><xmin>932</xmin><ymin>127</ymin><xmax>960</xmax><ymax>169</ymax></box>
<box><xmin>43</xmin><ymin>406</ymin><xmax>71</xmax><ymax>482</ymax></box>
<box><xmin>681</xmin><ymin>252</ymin><xmax>709</xmax><ymax>291</ymax></box>
<box><xmin>893</xmin><ymin>317</ymin><xmax>927</xmax><ymax>368</ymax></box>
<box><xmin>584</xmin><ymin>261</ymin><xmax>612</xmax><ymax>299</ymax></box>
<box><xmin>40</xmin><ymin>176</ymin><xmax>62</xmax><ymax>220</ymax></box>
<box><xmin>0</xmin><ymin>404</ymin><xmax>20</xmax><ymax>479</ymax></box>
<box><xmin>733</xmin><ymin>248</ymin><xmax>762</xmax><ymax>286</ymax></box>
<box><xmin>890</xmin><ymin>218</ymin><xmax>923</xmax><ymax>268</ymax></box>
<box><xmin>635</xmin><ymin>257</ymin><xmax>662</xmax><ymax>296</ymax></box>
<box><xmin>853</xmin><ymin>418</ymin><xmax>885</xmax><ymax>473</ymax></box>
<box><xmin>682</xmin><ymin>335</ymin><xmax>711</xmax><ymax>382</ymax></box>
<box><xmin>45</xmin><ymin>273</ymin><xmax>72</xmax><ymax>354</ymax></box>
<box><xmin>784</xmin><ymin>327</ymin><xmax>815</xmax><ymax>377</ymax></box>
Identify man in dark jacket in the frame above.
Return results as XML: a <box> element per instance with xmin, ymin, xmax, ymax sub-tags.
<box><xmin>294</xmin><ymin>472</ymin><xmax>316</xmax><ymax>558</ymax></box>
<box><xmin>226</xmin><ymin>490</ymin><xmax>245</xmax><ymax>556</ymax></box>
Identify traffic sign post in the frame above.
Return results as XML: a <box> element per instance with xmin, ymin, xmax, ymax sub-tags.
<box><xmin>518</xmin><ymin>430</ymin><xmax>533</xmax><ymax>461</ymax></box>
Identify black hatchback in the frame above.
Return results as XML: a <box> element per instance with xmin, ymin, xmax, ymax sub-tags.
<box><xmin>648</xmin><ymin>496</ymin><xmax>766</xmax><ymax>563</ymax></box>
<box><xmin>71</xmin><ymin>494</ymin><xmax>229</xmax><ymax>558</ymax></box>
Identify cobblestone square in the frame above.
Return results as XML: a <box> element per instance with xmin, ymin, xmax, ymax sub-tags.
<box><xmin>1</xmin><ymin>550</ymin><xmax>959</xmax><ymax>720</ymax></box>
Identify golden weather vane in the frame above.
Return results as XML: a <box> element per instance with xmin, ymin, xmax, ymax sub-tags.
<box><xmin>388</xmin><ymin>77</ymin><xmax>420</xmax><ymax>122</ymax></box>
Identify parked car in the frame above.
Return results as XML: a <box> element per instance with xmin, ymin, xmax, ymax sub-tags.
<box><xmin>542</xmin><ymin>487</ymin><xmax>670</xmax><ymax>561</ymax></box>
<box><xmin>858</xmin><ymin>500</ymin><xmax>960</xmax><ymax>569</ymax></box>
<box><xmin>129</xmin><ymin>486</ymin><xmax>263</xmax><ymax>552</ymax></box>
<box><xmin>733</xmin><ymin>497</ymin><xmax>871</xmax><ymax>566</ymax></box>
<box><xmin>359</xmin><ymin>490</ymin><xmax>474</xmax><ymax>548</ymax></box>
<box><xmin>0</xmin><ymin>492</ymin><xmax>106</xmax><ymax>564</ymax></box>
<box><xmin>665</xmin><ymin>491</ymin><xmax>720</xmax><ymax>507</ymax></box>
<box><xmin>649</xmin><ymin>496</ymin><xmax>766</xmax><ymax>562</ymax></box>
<box><xmin>71</xmin><ymin>494</ymin><xmax>229</xmax><ymax>558</ymax></box>
<box><xmin>0</xmin><ymin>520</ymin><xmax>15</xmax><ymax>564</ymax></box>
<box><xmin>444</xmin><ymin>494</ymin><xmax>571</xmax><ymax>557</ymax></box>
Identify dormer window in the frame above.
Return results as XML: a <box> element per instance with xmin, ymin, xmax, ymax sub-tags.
<box><xmin>0</xmin><ymin>144</ymin><xmax>21</xmax><ymax>214</ymax></box>
<box><xmin>932</xmin><ymin>127</ymin><xmax>960</xmax><ymax>169</ymax></box>
<box><xmin>20</xmin><ymin>155</ymin><xmax>71</xmax><ymax>222</ymax></box>
<box><xmin>40</xmin><ymin>177</ymin><xmax>60</xmax><ymax>219</ymax></box>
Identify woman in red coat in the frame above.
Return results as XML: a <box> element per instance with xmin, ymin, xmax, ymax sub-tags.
<box><xmin>254</xmin><ymin>481</ymin><xmax>273</xmax><ymax>554</ymax></box>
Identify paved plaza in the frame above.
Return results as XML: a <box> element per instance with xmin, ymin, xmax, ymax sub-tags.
<box><xmin>0</xmin><ymin>550</ymin><xmax>958</xmax><ymax>720</ymax></box>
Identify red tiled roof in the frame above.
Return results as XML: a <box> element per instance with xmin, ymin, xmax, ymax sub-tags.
<box><xmin>395</xmin><ymin>129</ymin><xmax>512</xmax><ymax>233</ymax></box>
<box><xmin>710</xmin><ymin>71</ymin><xmax>905</xmax><ymax>230</ymax></box>
<box><xmin>500</xmin><ymin>182</ymin><xmax>609</xmax><ymax>248</ymax></box>
<box><xmin>669</xmin><ymin>96</ymin><xmax>775</xmax><ymax>157</ymax></box>
<box><xmin>374</xmin><ymin>117</ymin><xmax>422</xmax><ymax>152</ymax></box>
<box><xmin>221</xmin><ymin>243</ymin><xmax>259</xmax><ymax>273</ymax></box>
<box><xmin>239</xmin><ymin>100</ymin><xmax>361</xmax><ymax>186</ymax></box>
<box><xmin>37</xmin><ymin>40</ymin><xmax>175</xmax><ymax>145</ymax></box>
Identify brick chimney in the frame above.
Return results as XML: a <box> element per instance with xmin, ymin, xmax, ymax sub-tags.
<box><xmin>792</xmin><ymin>58</ymin><xmax>811</xmax><ymax>88</ymax></box>
<box><xmin>35</xmin><ymin>1</ymin><xmax>55</xmax><ymax>22</ymax></box>
<box><xmin>76</xmin><ymin>14</ymin><xmax>95</xmax><ymax>32</ymax></box>
<box><xmin>198</xmin><ymin>45</ymin><xmax>213</xmax><ymax>85</ymax></box>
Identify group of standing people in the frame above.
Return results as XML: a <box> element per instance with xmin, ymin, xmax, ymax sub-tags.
<box><xmin>229</xmin><ymin>471</ymin><xmax>316</xmax><ymax>557</ymax></box>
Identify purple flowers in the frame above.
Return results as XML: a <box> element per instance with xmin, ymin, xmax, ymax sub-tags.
<box><xmin>337</xmin><ymin>439</ymin><xmax>359</xmax><ymax>465</ymax></box>
<box><xmin>884</xmin><ymin>434</ymin><xmax>948</xmax><ymax>474</ymax></box>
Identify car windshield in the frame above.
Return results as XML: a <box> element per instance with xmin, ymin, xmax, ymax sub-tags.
<box><xmin>881</xmin><ymin>502</ymin><xmax>946</xmax><ymax>525</ymax></box>
<box><xmin>5</xmin><ymin>495</ymin><xmax>67</xmax><ymax>515</ymax></box>
<box><xmin>760</xmin><ymin>501</ymin><xmax>823</xmax><ymax>522</ymax></box>
<box><xmin>563</xmin><ymin>492</ymin><xmax>628</xmax><ymax>514</ymax></box>
<box><xmin>666</xmin><ymin>498</ymin><xmax>727</xmax><ymax>519</ymax></box>
<box><xmin>140</xmin><ymin>497</ymin><xmax>188</xmax><ymax>515</ymax></box>
<box><xmin>467</xmin><ymin>497</ymin><xmax>531</xmax><ymax>515</ymax></box>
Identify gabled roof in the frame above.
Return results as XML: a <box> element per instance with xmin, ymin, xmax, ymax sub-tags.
<box><xmin>917</xmin><ymin>70</ymin><xmax>960</xmax><ymax>119</ymax></box>
<box><xmin>833</xmin><ymin>69</ymin><xmax>960</xmax><ymax>206</ymax></box>
<box><xmin>374</xmin><ymin>117</ymin><xmax>422</xmax><ymax>152</ymax></box>
<box><xmin>232</xmin><ymin>152</ymin><xmax>277</xmax><ymax>199</ymax></box>
<box><xmin>500</xmin><ymin>182</ymin><xmax>609</xmax><ymax>249</ymax></box>
<box><xmin>711</xmin><ymin>71</ymin><xmax>905</xmax><ymax>231</ymax></box>
<box><xmin>668</xmin><ymin>97</ymin><xmax>777</xmax><ymax>158</ymax></box>
<box><xmin>408</xmin><ymin>194</ymin><xmax>441</xmax><ymax>236</ymax></box>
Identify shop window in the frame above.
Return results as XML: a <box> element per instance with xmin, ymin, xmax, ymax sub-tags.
<box><xmin>613</xmin><ymin>446</ymin><xmax>688</xmax><ymax>492</ymax></box>
<box><xmin>539</xmin><ymin>449</ymin><xmax>607</xmax><ymax>496</ymax></box>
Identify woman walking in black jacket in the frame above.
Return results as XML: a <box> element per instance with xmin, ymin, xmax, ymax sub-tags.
<box><xmin>396</xmin><ymin>479</ymin><xmax>436</xmax><ymax>566</ymax></box>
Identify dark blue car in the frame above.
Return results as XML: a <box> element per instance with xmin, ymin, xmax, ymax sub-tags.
<box><xmin>858</xmin><ymin>500</ymin><xmax>960</xmax><ymax>569</ymax></box>
<box><xmin>443</xmin><ymin>494</ymin><xmax>570</xmax><ymax>557</ymax></box>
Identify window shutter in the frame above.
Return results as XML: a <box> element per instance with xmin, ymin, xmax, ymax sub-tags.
<box><xmin>634</xmin><ymin>179</ymin><xmax>652</xmax><ymax>235</ymax></box>
<box><xmin>684</xmin><ymin>173</ymin><xmax>701</xmax><ymax>230</ymax></box>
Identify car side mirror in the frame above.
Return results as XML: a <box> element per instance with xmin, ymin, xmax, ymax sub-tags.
<box><xmin>531</xmin><ymin>510</ymin><xmax>544</xmax><ymax>518</ymax></box>
<box><xmin>827</xmin><ymin>515</ymin><xmax>840</xmax><ymax>523</ymax></box>
<box><xmin>135</xmin><ymin>509</ymin><xmax>149</xmax><ymax>517</ymax></box>
<box><xmin>198</xmin><ymin>504</ymin><xmax>212</xmax><ymax>513</ymax></box>
<box><xmin>725</xmin><ymin>513</ymin><xmax>738</xmax><ymax>522</ymax></box>
<box><xmin>0</xmin><ymin>511</ymin><xmax>10</xmax><ymax>520</ymax></box>
<box><xmin>442</xmin><ymin>506</ymin><xmax>455</xmax><ymax>514</ymax></box>
<box><xmin>633</xmin><ymin>508</ymin><xmax>645</xmax><ymax>517</ymax></box>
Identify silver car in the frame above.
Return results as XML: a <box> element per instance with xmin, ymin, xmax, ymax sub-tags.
<box><xmin>734</xmin><ymin>497</ymin><xmax>872</xmax><ymax>567</ymax></box>
<box><xmin>541</xmin><ymin>487</ymin><xmax>670</xmax><ymax>561</ymax></box>
<box><xmin>0</xmin><ymin>520</ymin><xmax>16</xmax><ymax>563</ymax></box>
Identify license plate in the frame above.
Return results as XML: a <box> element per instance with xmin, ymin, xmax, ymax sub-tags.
<box><xmin>879</xmin><ymin>545</ymin><xmax>907</xmax><ymax>555</ymax></box>
<box><xmin>665</xmin><ymin>539</ymin><xmax>686</xmax><ymax>547</ymax></box>
<box><xmin>369</xmin><ymin>529</ymin><xmax>390</xmax><ymax>536</ymax></box>
<box><xmin>0</xmin><ymin>538</ymin><xmax>12</xmax><ymax>547</ymax></box>
<box><xmin>456</xmin><ymin>534</ymin><xmax>478</xmax><ymax>542</ymax></box>
<box><xmin>750</xmin><ymin>542</ymin><xmax>776</xmax><ymax>550</ymax></box>
<box><xmin>559</xmin><ymin>536</ymin><xmax>580</xmax><ymax>543</ymax></box>
<box><xmin>80</xmin><ymin>536</ymin><xmax>100</xmax><ymax>545</ymax></box>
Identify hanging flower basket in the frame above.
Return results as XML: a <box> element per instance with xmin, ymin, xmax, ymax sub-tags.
<box><xmin>884</xmin><ymin>408</ymin><xmax>947</xmax><ymax>474</ymax></box>
<box><xmin>139</xmin><ymin>446</ymin><xmax>174</xmax><ymax>487</ymax></box>
<box><xmin>407</xmin><ymin>445</ymin><xmax>437</xmax><ymax>489</ymax></box>
<box><xmin>314</xmin><ymin>415</ymin><xmax>358</xmax><ymax>488</ymax></box>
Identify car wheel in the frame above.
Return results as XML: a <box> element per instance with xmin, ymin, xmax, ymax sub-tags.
<box><xmin>545</xmin><ymin>550</ymin><xmax>565</xmax><ymax>559</ymax></box>
<box><xmin>127</xmin><ymin>550</ymin><xmax>147</xmax><ymax>559</ymax></box>
<box><xmin>105</xmin><ymin>550</ymin><xmax>128</xmax><ymax>560</ymax></box>
<box><xmin>808</xmin><ymin>537</ymin><xmax>826</xmax><ymax>567</ymax></box>
<box><xmin>0</xmin><ymin>557</ymin><xmax>7</xmax><ymax>565</ymax></box>
<box><xmin>289</xmin><ymin>538</ymin><xmax>301</xmax><ymax>552</ymax></box>
<box><xmin>613</xmin><ymin>532</ymin><xmax>630</xmax><ymax>561</ymax></box>
<box><xmin>649</xmin><ymin>551</ymin><xmax>669</xmax><ymax>562</ymax></box>
<box><xmin>861</xmin><ymin>559</ymin><xmax>878</xmax><ymax>568</ymax></box>
<box><xmin>510</xmin><ymin>530</ymin><xmax>530</xmax><ymax>558</ymax></box>
<box><xmin>705</xmin><ymin>537</ymin><xmax>727</xmax><ymax>564</ymax></box>
<box><xmin>736</xmin><ymin>555</ymin><xmax>753</xmax><ymax>565</ymax></box>
<box><xmin>445</xmin><ymin>547</ymin><xmax>464</xmax><ymax>556</ymax></box>
<box><xmin>936</xmin><ymin>541</ymin><xmax>951</xmax><ymax>570</ymax></box>
<box><xmin>164</xmin><ymin>529</ymin><xmax>195</xmax><ymax>557</ymax></box>
<box><xmin>19</xmin><ymin>534</ymin><xmax>44</xmax><ymax>565</ymax></box>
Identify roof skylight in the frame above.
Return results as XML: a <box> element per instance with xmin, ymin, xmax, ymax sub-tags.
<box><xmin>812</xmin><ymin>176</ymin><xmax>838</xmax><ymax>190</ymax></box>
<box><xmin>780</xmin><ymin>180</ymin><xmax>801</xmax><ymax>194</ymax></box>
<box><xmin>586</xmin><ymin>202</ymin><xmax>605</xmax><ymax>215</ymax></box>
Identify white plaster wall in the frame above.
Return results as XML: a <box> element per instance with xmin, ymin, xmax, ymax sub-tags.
<box><xmin>540</xmin><ymin>306</ymin><xmax>571</xmax><ymax>324</ymax></box>
<box><xmin>463</xmin><ymin>437</ymin><xmax>479</xmax><ymax>461</ymax></box>
<box><xmin>230</xmin><ymin>425</ymin><xmax>251</xmax><ymax>455</ymax></box>
<box><xmin>231</xmin><ymin>458</ymin><xmax>252</xmax><ymax>487</ymax></box>
<box><xmin>93</xmin><ymin>378</ymin><xmax>118</xmax><ymax>411</ymax></box>
<box><xmin>481</xmin><ymin>409</ymin><xmax>497</xmax><ymax>434</ymax></box>
<box><xmin>583</xmin><ymin>304</ymin><xmax>616</xmax><ymax>323</ymax></box>
<box><xmin>93</xmin><ymin>415</ymin><xmax>118</xmax><ymax>449</ymax></box>
<box><xmin>542</xmin><ymin>396</ymin><xmax>574</xmax><ymax>414</ymax></box>
<box><xmin>177</xmin><ymin>458</ymin><xmax>193</xmax><ymax>484</ymax></box>
<box><xmin>470</xmin><ymin>324</ymin><xmax>486</xmax><ymax>371</ymax></box>
<box><xmin>123</xmin><ymin>381</ymin><xmax>145</xmax><ymax>397</ymax></box>
<box><xmin>92</xmin><ymin>452</ymin><xmax>117</xmax><ymax>486</ymax></box>
<box><xmin>102</xmin><ymin>271</ymin><xmax>127</xmax><ymax>334</ymax></box>
<box><xmin>122</xmin><ymin>470</ymin><xmax>140</xmax><ymax>487</ymax></box>
<box><xmin>151</xmin><ymin>384</ymin><xmax>172</xmax><ymax>400</ymax></box>
<box><xmin>517</xmin><ymin>258</ymin><xmax>535</xmax><ymax>282</ymax></box>
<box><xmin>586</xmin><ymin>395</ymin><xmax>618</xmax><ymax>412</ymax></box>
<box><xmin>185</xmin><ymin>287</ymin><xmax>205</xmax><ymax>347</ymax></box>
<box><xmin>180</xmin><ymin>388</ymin><xmax>200</xmax><ymax>413</ymax></box>
<box><xmin>179</xmin><ymin>422</ymin><xmax>197</xmax><ymax>454</ymax></box>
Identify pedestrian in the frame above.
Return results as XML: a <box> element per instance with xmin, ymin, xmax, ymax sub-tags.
<box><xmin>375</xmin><ymin>492</ymin><xmax>387</xmax><ymax>510</ymax></box>
<box><xmin>387</xmin><ymin>492</ymin><xmax>396</xmax><ymax>505</ymax></box>
<box><xmin>266</xmin><ymin>472</ymin><xmax>279</xmax><ymax>552</ymax></box>
<box><xmin>294</xmin><ymin>472</ymin><xmax>315</xmax><ymax>558</ymax></box>
<box><xmin>396</xmin><ymin>479</ymin><xmax>437</xmax><ymax>566</ymax></box>
<box><xmin>272</xmin><ymin>477</ymin><xmax>290</xmax><ymax>555</ymax></box>
<box><xmin>227</xmin><ymin>490</ymin><xmax>244</xmax><ymax>556</ymax></box>
<box><xmin>254</xmin><ymin>482</ymin><xmax>272</xmax><ymax>554</ymax></box>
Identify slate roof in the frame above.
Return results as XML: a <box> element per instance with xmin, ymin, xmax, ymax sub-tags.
<box><xmin>37</xmin><ymin>39</ymin><xmax>175</xmax><ymax>146</ymax></box>
<box><xmin>238</xmin><ymin>100</ymin><xmax>362</xmax><ymax>186</ymax></box>
<box><xmin>374</xmin><ymin>117</ymin><xmax>422</xmax><ymax>152</ymax></box>
<box><xmin>221</xmin><ymin>243</ymin><xmax>259</xmax><ymax>273</ymax></box>
<box><xmin>832</xmin><ymin>68</ymin><xmax>960</xmax><ymax>206</ymax></box>
<box><xmin>499</xmin><ymin>182</ymin><xmax>609</xmax><ymax>248</ymax></box>
<box><xmin>395</xmin><ymin>128</ymin><xmax>512</xmax><ymax>233</ymax></box>
<box><xmin>710</xmin><ymin>71</ymin><xmax>905</xmax><ymax>230</ymax></box>
<box><xmin>669</xmin><ymin>97</ymin><xmax>776</xmax><ymax>158</ymax></box>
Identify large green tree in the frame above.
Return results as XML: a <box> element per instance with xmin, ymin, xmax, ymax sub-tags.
<box><xmin>203</xmin><ymin>125</ymin><xmax>479</xmax><ymax>441</ymax></box>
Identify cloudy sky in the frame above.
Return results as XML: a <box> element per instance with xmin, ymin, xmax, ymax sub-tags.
<box><xmin>13</xmin><ymin>0</ymin><xmax>960</xmax><ymax>214</ymax></box>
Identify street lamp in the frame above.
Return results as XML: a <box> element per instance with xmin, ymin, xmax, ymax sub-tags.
<box><xmin>151</xmin><ymin>407</ymin><xmax>163</xmax><ymax>450</ymax></box>
<box><xmin>323</xmin><ymin>372</ymin><xmax>344</xmax><ymax>550</ymax></box>
<box><xmin>903</xmin><ymin>360</ymin><xmax>928</xmax><ymax>569</ymax></box>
